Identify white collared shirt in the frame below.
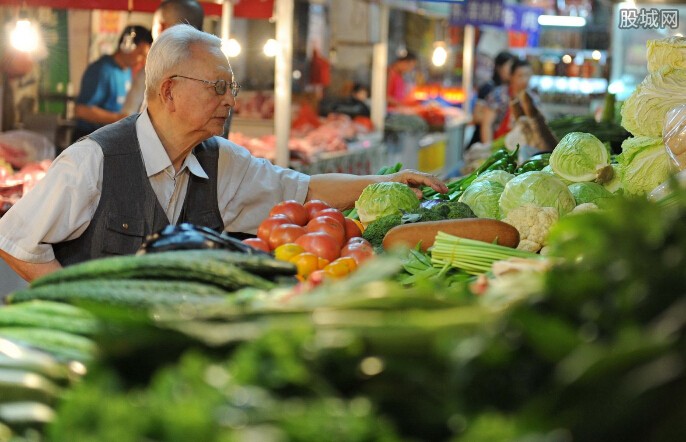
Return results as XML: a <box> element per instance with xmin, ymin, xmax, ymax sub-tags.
<box><xmin>0</xmin><ymin>110</ymin><xmax>309</xmax><ymax>263</ymax></box>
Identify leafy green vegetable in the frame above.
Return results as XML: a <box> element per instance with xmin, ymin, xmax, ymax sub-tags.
<box><xmin>471</xmin><ymin>170</ymin><xmax>514</xmax><ymax>187</ymax></box>
<box><xmin>646</xmin><ymin>36</ymin><xmax>686</xmax><ymax>72</ymax></box>
<box><xmin>355</xmin><ymin>182</ymin><xmax>419</xmax><ymax>226</ymax></box>
<box><xmin>498</xmin><ymin>171</ymin><xmax>576</xmax><ymax>218</ymax></box>
<box><xmin>458</xmin><ymin>181</ymin><xmax>505</xmax><ymax>219</ymax></box>
<box><xmin>617</xmin><ymin>136</ymin><xmax>675</xmax><ymax>195</ymax></box>
<box><xmin>567</xmin><ymin>182</ymin><xmax>615</xmax><ymax>208</ymax></box>
<box><xmin>621</xmin><ymin>66</ymin><xmax>686</xmax><ymax>137</ymax></box>
<box><xmin>549</xmin><ymin>132</ymin><xmax>612</xmax><ymax>183</ymax></box>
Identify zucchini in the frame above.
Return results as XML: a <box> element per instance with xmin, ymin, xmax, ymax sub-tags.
<box><xmin>30</xmin><ymin>250</ymin><xmax>286</xmax><ymax>290</ymax></box>
<box><xmin>7</xmin><ymin>280</ymin><xmax>229</xmax><ymax>309</ymax></box>
<box><xmin>0</xmin><ymin>305</ymin><xmax>99</xmax><ymax>335</ymax></box>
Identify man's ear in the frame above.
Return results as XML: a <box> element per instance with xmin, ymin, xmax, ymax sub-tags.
<box><xmin>159</xmin><ymin>78</ymin><xmax>175</xmax><ymax>110</ymax></box>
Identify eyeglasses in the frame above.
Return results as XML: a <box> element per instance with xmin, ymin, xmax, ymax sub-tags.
<box><xmin>170</xmin><ymin>75</ymin><xmax>241</xmax><ymax>97</ymax></box>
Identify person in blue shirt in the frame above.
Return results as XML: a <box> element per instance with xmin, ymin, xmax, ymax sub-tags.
<box><xmin>73</xmin><ymin>25</ymin><xmax>153</xmax><ymax>141</ymax></box>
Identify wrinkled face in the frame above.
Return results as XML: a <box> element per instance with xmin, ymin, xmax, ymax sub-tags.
<box><xmin>168</xmin><ymin>44</ymin><xmax>236</xmax><ymax>139</ymax></box>
<box><xmin>511</xmin><ymin>65</ymin><xmax>532</xmax><ymax>94</ymax></box>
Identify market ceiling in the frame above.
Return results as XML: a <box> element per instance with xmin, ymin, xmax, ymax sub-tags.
<box><xmin>0</xmin><ymin>0</ymin><xmax>275</xmax><ymax>18</ymax></box>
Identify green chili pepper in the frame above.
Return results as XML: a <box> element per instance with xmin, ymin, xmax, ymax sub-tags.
<box><xmin>515</xmin><ymin>159</ymin><xmax>547</xmax><ymax>174</ymax></box>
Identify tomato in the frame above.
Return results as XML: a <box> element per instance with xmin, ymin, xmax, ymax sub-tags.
<box><xmin>268</xmin><ymin>223</ymin><xmax>306</xmax><ymax>250</ymax></box>
<box><xmin>307</xmin><ymin>269</ymin><xmax>328</xmax><ymax>286</ymax></box>
<box><xmin>317</xmin><ymin>256</ymin><xmax>330</xmax><ymax>269</ymax></box>
<box><xmin>344</xmin><ymin>218</ymin><xmax>363</xmax><ymax>241</ymax></box>
<box><xmin>303</xmin><ymin>199</ymin><xmax>331</xmax><ymax>220</ymax></box>
<box><xmin>323</xmin><ymin>260</ymin><xmax>351</xmax><ymax>278</ymax></box>
<box><xmin>295</xmin><ymin>232</ymin><xmax>341</xmax><ymax>262</ymax></box>
<box><xmin>273</xmin><ymin>243</ymin><xmax>305</xmax><ymax>262</ymax></box>
<box><xmin>289</xmin><ymin>252</ymin><xmax>319</xmax><ymax>278</ymax></box>
<box><xmin>257</xmin><ymin>215</ymin><xmax>291</xmax><ymax>245</ymax></box>
<box><xmin>342</xmin><ymin>238</ymin><xmax>373</xmax><ymax>255</ymax></box>
<box><xmin>345</xmin><ymin>236</ymin><xmax>371</xmax><ymax>247</ymax></box>
<box><xmin>313</xmin><ymin>208</ymin><xmax>346</xmax><ymax>227</ymax></box>
<box><xmin>305</xmin><ymin>216</ymin><xmax>345</xmax><ymax>247</ymax></box>
<box><xmin>242</xmin><ymin>237</ymin><xmax>270</xmax><ymax>253</ymax></box>
<box><xmin>341</xmin><ymin>246</ymin><xmax>374</xmax><ymax>265</ymax></box>
<box><xmin>269</xmin><ymin>200</ymin><xmax>309</xmax><ymax>226</ymax></box>
<box><xmin>336</xmin><ymin>256</ymin><xmax>358</xmax><ymax>273</ymax></box>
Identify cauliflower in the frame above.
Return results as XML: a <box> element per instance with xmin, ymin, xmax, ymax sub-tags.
<box><xmin>571</xmin><ymin>202</ymin><xmax>599</xmax><ymax>214</ymax></box>
<box><xmin>502</xmin><ymin>204</ymin><xmax>558</xmax><ymax>253</ymax></box>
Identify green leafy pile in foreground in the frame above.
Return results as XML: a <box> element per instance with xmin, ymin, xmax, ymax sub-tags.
<box><xmin>38</xmin><ymin>189</ymin><xmax>686</xmax><ymax>441</ymax></box>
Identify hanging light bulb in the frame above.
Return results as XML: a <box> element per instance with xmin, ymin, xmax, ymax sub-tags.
<box><xmin>263</xmin><ymin>39</ymin><xmax>280</xmax><ymax>57</ymax></box>
<box><xmin>10</xmin><ymin>18</ymin><xmax>39</xmax><ymax>53</ymax></box>
<box><xmin>432</xmin><ymin>42</ymin><xmax>448</xmax><ymax>67</ymax></box>
<box><xmin>221</xmin><ymin>38</ymin><xmax>241</xmax><ymax>58</ymax></box>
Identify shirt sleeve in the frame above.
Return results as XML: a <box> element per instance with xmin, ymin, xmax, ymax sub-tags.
<box><xmin>0</xmin><ymin>141</ymin><xmax>103</xmax><ymax>263</ymax></box>
<box><xmin>76</xmin><ymin>59</ymin><xmax>107</xmax><ymax>107</ymax></box>
<box><xmin>216</xmin><ymin>139</ymin><xmax>310</xmax><ymax>234</ymax></box>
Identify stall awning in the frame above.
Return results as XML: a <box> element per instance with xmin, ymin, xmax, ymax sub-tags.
<box><xmin>0</xmin><ymin>0</ymin><xmax>275</xmax><ymax>18</ymax></box>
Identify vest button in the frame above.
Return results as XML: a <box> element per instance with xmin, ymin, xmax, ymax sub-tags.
<box><xmin>122</xmin><ymin>223</ymin><xmax>129</xmax><ymax>229</ymax></box>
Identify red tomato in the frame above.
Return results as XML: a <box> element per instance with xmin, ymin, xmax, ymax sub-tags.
<box><xmin>295</xmin><ymin>232</ymin><xmax>341</xmax><ymax>262</ymax></box>
<box><xmin>268</xmin><ymin>223</ymin><xmax>306</xmax><ymax>250</ymax></box>
<box><xmin>257</xmin><ymin>215</ymin><xmax>291</xmax><ymax>245</ymax></box>
<box><xmin>341</xmin><ymin>246</ymin><xmax>374</xmax><ymax>265</ymax></box>
<box><xmin>342</xmin><ymin>237</ymin><xmax>373</xmax><ymax>254</ymax></box>
<box><xmin>343</xmin><ymin>218</ymin><xmax>363</xmax><ymax>241</ymax></box>
<box><xmin>242</xmin><ymin>237</ymin><xmax>270</xmax><ymax>253</ymax></box>
<box><xmin>303</xmin><ymin>199</ymin><xmax>331</xmax><ymax>220</ymax></box>
<box><xmin>313</xmin><ymin>208</ymin><xmax>346</xmax><ymax>227</ymax></box>
<box><xmin>269</xmin><ymin>200</ymin><xmax>309</xmax><ymax>226</ymax></box>
<box><xmin>306</xmin><ymin>216</ymin><xmax>345</xmax><ymax>247</ymax></box>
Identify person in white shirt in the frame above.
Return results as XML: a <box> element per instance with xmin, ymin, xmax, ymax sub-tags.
<box><xmin>0</xmin><ymin>25</ymin><xmax>447</xmax><ymax>282</ymax></box>
<box><xmin>121</xmin><ymin>0</ymin><xmax>204</xmax><ymax>115</ymax></box>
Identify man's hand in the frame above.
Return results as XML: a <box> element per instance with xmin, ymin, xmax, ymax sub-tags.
<box><xmin>384</xmin><ymin>169</ymin><xmax>449</xmax><ymax>199</ymax></box>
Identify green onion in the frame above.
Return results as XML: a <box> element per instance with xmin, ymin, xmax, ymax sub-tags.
<box><xmin>431</xmin><ymin>231</ymin><xmax>540</xmax><ymax>275</ymax></box>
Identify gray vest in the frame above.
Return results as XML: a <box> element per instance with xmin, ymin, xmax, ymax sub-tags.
<box><xmin>53</xmin><ymin>115</ymin><xmax>223</xmax><ymax>266</ymax></box>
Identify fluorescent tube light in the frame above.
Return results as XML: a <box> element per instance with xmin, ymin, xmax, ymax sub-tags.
<box><xmin>538</xmin><ymin>15</ymin><xmax>587</xmax><ymax>27</ymax></box>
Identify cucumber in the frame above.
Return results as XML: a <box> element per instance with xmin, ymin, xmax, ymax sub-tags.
<box><xmin>0</xmin><ymin>369</ymin><xmax>61</xmax><ymax>404</ymax></box>
<box><xmin>0</xmin><ymin>305</ymin><xmax>99</xmax><ymax>335</ymax></box>
<box><xmin>0</xmin><ymin>402</ymin><xmax>55</xmax><ymax>427</ymax></box>
<box><xmin>7</xmin><ymin>300</ymin><xmax>95</xmax><ymax>320</ymax></box>
<box><xmin>0</xmin><ymin>337</ymin><xmax>70</xmax><ymax>382</ymax></box>
<box><xmin>30</xmin><ymin>250</ymin><xmax>290</xmax><ymax>290</ymax></box>
<box><xmin>7</xmin><ymin>280</ymin><xmax>230</xmax><ymax>310</ymax></box>
<box><xmin>0</xmin><ymin>328</ymin><xmax>96</xmax><ymax>362</ymax></box>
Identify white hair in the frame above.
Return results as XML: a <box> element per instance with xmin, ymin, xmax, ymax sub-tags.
<box><xmin>145</xmin><ymin>24</ymin><xmax>222</xmax><ymax>99</ymax></box>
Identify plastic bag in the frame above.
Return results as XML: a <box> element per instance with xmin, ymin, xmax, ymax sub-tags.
<box><xmin>662</xmin><ymin>104</ymin><xmax>686</xmax><ymax>170</ymax></box>
<box><xmin>0</xmin><ymin>130</ymin><xmax>55</xmax><ymax>169</ymax></box>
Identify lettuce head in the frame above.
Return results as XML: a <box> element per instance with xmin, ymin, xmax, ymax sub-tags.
<box><xmin>472</xmin><ymin>170</ymin><xmax>515</xmax><ymax>187</ymax></box>
<box><xmin>459</xmin><ymin>181</ymin><xmax>505</xmax><ymax>219</ymax></box>
<box><xmin>617</xmin><ymin>136</ymin><xmax>676</xmax><ymax>195</ymax></box>
<box><xmin>499</xmin><ymin>171</ymin><xmax>576</xmax><ymax>218</ymax></box>
<box><xmin>621</xmin><ymin>67</ymin><xmax>686</xmax><ymax>137</ymax></box>
<box><xmin>568</xmin><ymin>182</ymin><xmax>615</xmax><ymax>208</ymax></box>
<box><xmin>355</xmin><ymin>182</ymin><xmax>420</xmax><ymax>226</ymax></box>
<box><xmin>549</xmin><ymin>132</ymin><xmax>613</xmax><ymax>183</ymax></box>
<box><xmin>647</xmin><ymin>36</ymin><xmax>686</xmax><ymax>73</ymax></box>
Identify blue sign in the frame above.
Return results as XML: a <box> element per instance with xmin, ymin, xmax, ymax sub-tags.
<box><xmin>450</xmin><ymin>0</ymin><xmax>543</xmax><ymax>46</ymax></box>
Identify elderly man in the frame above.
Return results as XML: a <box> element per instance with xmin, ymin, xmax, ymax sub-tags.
<box><xmin>0</xmin><ymin>25</ymin><xmax>446</xmax><ymax>282</ymax></box>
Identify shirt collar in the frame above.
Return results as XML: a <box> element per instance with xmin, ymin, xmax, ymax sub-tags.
<box><xmin>135</xmin><ymin>109</ymin><xmax>209</xmax><ymax>180</ymax></box>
